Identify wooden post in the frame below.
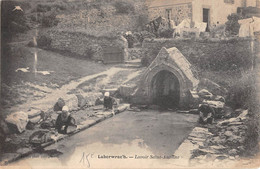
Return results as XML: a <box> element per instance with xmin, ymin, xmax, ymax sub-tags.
<box><xmin>250</xmin><ymin>37</ymin><xmax>256</xmax><ymax>70</ymax></box>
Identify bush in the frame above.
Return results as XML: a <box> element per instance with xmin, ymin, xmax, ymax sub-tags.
<box><xmin>30</xmin><ymin>15</ymin><xmax>37</xmax><ymax>22</ymax></box>
<box><xmin>37</xmin><ymin>35</ymin><xmax>52</xmax><ymax>48</ymax></box>
<box><xmin>141</xmin><ymin>56</ymin><xmax>150</xmax><ymax>67</ymax></box>
<box><xmin>113</xmin><ymin>1</ymin><xmax>135</xmax><ymax>14</ymax></box>
<box><xmin>83</xmin><ymin>47</ymin><xmax>95</xmax><ymax>59</ymax></box>
<box><xmin>54</xmin><ymin>4</ymin><xmax>67</xmax><ymax>11</ymax></box>
<box><xmin>9</xmin><ymin>21</ymin><xmax>29</xmax><ymax>33</ymax></box>
<box><xmin>141</xmin><ymin>46</ymin><xmax>160</xmax><ymax>67</ymax></box>
<box><xmin>226</xmin><ymin>72</ymin><xmax>255</xmax><ymax>109</ymax></box>
<box><xmin>244</xmin><ymin>115</ymin><xmax>259</xmax><ymax>156</ymax></box>
<box><xmin>27</xmin><ymin>41</ymin><xmax>36</xmax><ymax>47</ymax></box>
<box><xmin>225</xmin><ymin>13</ymin><xmax>242</xmax><ymax>36</ymax></box>
<box><xmin>1</xmin><ymin>1</ymin><xmax>30</xmax><ymax>39</ymax></box>
<box><xmin>42</xmin><ymin>13</ymin><xmax>59</xmax><ymax>27</ymax></box>
<box><xmin>36</xmin><ymin>4</ymin><xmax>51</xmax><ymax>12</ymax></box>
<box><xmin>133</xmin><ymin>31</ymin><xmax>155</xmax><ymax>43</ymax></box>
<box><xmin>136</xmin><ymin>14</ymin><xmax>149</xmax><ymax>30</ymax></box>
<box><xmin>225</xmin><ymin>70</ymin><xmax>259</xmax><ymax>156</ymax></box>
<box><xmin>140</xmin><ymin>39</ymin><xmax>254</xmax><ymax>70</ymax></box>
<box><xmin>158</xmin><ymin>29</ymin><xmax>174</xmax><ymax>38</ymax></box>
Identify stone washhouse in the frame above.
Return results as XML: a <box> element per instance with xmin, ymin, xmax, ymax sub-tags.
<box><xmin>132</xmin><ymin>47</ymin><xmax>199</xmax><ymax>108</ymax></box>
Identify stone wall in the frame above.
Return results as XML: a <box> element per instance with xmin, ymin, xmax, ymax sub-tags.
<box><xmin>46</xmin><ymin>29</ymin><xmax>128</xmax><ymax>62</ymax></box>
<box><xmin>148</xmin><ymin>3</ymin><xmax>192</xmax><ymax>25</ymax></box>
<box><xmin>128</xmin><ymin>48</ymin><xmax>143</xmax><ymax>59</ymax></box>
<box><xmin>141</xmin><ymin>38</ymin><xmax>256</xmax><ymax>71</ymax></box>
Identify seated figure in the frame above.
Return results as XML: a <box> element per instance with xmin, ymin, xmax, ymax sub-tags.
<box><xmin>55</xmin><ymin>106</ymin><xmax>77</xmax><ymax>134</ymax></box>
<box><xmin>103</xmin><ymin>92</ymin><xmax>114</xmax><ymax>110</ymax></box>
<box><xmin>198</xmin><ymin>104</ymin><xmax>215</xmax><ymax>124</ymax></box>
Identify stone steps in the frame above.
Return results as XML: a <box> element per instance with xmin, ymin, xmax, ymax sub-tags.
<box><xmin>124</xmin><ymin>59</ymin><xmax>141</xmax><ymax>68</ymax></box>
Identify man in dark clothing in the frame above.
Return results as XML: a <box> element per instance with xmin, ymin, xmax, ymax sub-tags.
<box><xmin>55</xmin><ymin>106</ymin><xmax>77</xmax><ymax>134</ymax></box>
<box><xmin>198</xmin><ymin>103</ymin><xmax>215</xmax><ymax>124</ymax></box>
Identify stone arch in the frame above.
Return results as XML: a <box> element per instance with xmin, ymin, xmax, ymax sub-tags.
<box><xmin>151</xmin><ymin>70</ymin><xmax>180</xmax><ymax>108</ymax></box>
<box><xmin>145</xmin><ymin>64</ymin><xmax>188</xmax><ymax>107</ymax></box>
<box><xmin>130</xmin><ymin>47</ymin><xmax>199</xmax><ymax>107</ymax></box>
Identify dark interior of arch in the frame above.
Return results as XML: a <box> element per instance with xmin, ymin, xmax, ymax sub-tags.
<box><xmin>151</xmin><ymin>70</ymin><xmax>180</xmax><ymax>109</ymax></box>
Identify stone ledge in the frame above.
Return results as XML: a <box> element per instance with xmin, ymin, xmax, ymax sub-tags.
<box><xmin>0</xmin><ymin>104</ymin><xmax>130</xmax><ymax>166</ymax></box>
<box><xmin>173</xmin><ymin>109</ymin><xmax>250</xmax><ymax>168</ymax></box>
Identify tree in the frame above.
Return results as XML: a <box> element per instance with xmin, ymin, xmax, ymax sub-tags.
<box><xmin>1</xmin><ymin>1</ymin><xmax>30</xmax><ymax>42</ymax></box>
<box><xmin>225</xmin><ymin>13</ymin><xmax>242</xmax><ymax>36</ymax></box>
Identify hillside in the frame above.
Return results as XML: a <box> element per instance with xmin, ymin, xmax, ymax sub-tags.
<box><xmin>1</xmin><ymin>0</ymin><xmax>148</xmax><ymax>40</ymax></box>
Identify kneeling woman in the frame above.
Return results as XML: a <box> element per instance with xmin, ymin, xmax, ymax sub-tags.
<box><xmin>55</xmin><ymin>106</ymin><xmax>77</xmax><ymax>134</ymax></box>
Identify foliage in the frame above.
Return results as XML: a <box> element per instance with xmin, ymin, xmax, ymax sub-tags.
<box><xmin>37</xmin><ymin>35</ymin><xmax>52</xmax><ymax>48</ymax></box>
<box><xmin>133</xmin><ymin>31</ymin><xmax>155</xmax><ymax>43</ymax></box>
<box><xmin>53</xmin><ymin>4</ymin><xmax>67</xmax><ymax>11</ymax></box>
<box><xmin>141</xmin><ymin>47</ymin><xmax>159</xmax><ymax>67</ymax></box>
<box><xmin>27</xmin><ymin>41</ymin><xmax>35</xmax><ymax>47</ymax></box>
<box><xmin>113</xmin><ymin>1</ymin><xmax>135</xmax><ymax>14</ymax></box>
<box><xmin>226</xmin><ymin>72</ymin><xmax>255</xmax><ymax>109</ymax></box>
<box><xmin>225</xmin><ymin>70</ymin><xmax>259</xmax><ymax>156</ymax></box>
<box><xmin>42</xmin><ymin>12</ymin><xmax>59</xmax><ymax>27</ymax></box>
<box><xmin>158</xmin><ymin>29</ymin><xmax>174</xmax><ymax>38</ymax></box>
<box><xmin>200</xmin><ymin>42</ymin><xmax>252</xmax><ymax>71</ymax></box>
<box><xmin>136</xmin><ymin>14</ymin><xmax>149</xmax><ymax>30</ymax></box>
<box><xmin>83</xmin><ymin>47</ymin><xmax>95</xmax><ymax>59</ymax></box>
<box><xmin>1</xmin><ymin>1</ymin><xmax>30</xmax><ymax>40</ymax></box>
<box><xmin>225</xmin><ymin>13</ymin><xmax>242</xmax><ymax>36</ymax></box>
<box><xmin>141</xmin><ymin>55</ymin><xmax>150</xmax><ymax>67</ymax></box>
<box><xmin>36</xmin><ymin>4</ymin><xmax>51</xmax><ymax>12</ymax></box>
<box><xmin>30</xmin><ymin>15</ymin><xmax>37</xmax><ymax>22</ymax></box>
<box><xmin>141</xmin><ymin>39</ymin><xmax>253</xmax><ymax>71</ymax></box>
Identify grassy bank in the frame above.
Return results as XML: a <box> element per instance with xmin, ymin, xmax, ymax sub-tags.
<box><xmin>1</xmin><ymin>45</ymin><xmax>112</xmax><ymax>110</ymax></box>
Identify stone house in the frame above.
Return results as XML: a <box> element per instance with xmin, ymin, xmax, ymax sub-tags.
<box><xmin>146</xmin><ymin>0</ymin><xmax>259</xmax><ymax>28</ymax></box>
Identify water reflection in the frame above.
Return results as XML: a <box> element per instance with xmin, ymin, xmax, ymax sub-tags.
<box><xmin>13</xmin><ymin>110</ymin><xmax>198</xmax><ymax>168</ymax></box>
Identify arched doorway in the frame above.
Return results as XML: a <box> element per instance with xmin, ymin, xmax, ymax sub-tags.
<box><xmin>151</xmin><ymin>70</ymin><xmax>180</xmax><ymax>108</ymax></box>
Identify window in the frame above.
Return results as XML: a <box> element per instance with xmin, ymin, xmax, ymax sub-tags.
<box><xmin>224</xmin><ymin>0</ymin><xmax>235</xmax><ymax>4</ymax></box>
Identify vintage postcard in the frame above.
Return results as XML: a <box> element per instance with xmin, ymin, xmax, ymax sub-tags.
<box><xmin>1</xmin><ymin>0</ymin><xmax>260</xmax><ymax>168</ymax></box>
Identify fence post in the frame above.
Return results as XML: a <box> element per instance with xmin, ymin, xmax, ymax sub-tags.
<box><xmin>250</xmin><ymin>37</ymin><xmax>256</xmax><ymax>70</ymax></box>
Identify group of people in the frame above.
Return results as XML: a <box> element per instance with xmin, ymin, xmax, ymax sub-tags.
<box><xmin>55</xmin><ymin>90</ymin><xmax>215</xmax><ymax>133</ymax></box>
<box><xmin>55</xmin><ymin>92</ymin><xmax>115</xmax><ymax>134</ymax></box>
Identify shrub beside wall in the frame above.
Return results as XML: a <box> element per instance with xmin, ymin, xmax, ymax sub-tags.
<box><xmin>141</xmin><ymin>38</ymin><xmax>255</xmax><ymax>72</ymax></box>
<box><xmin>225</xmin><ymin>13</ymin><xmax>242</xmax><ymax>36</ymax></box>
<box><xmin>113</xmin><ymin>1</ymin><xmax>135</xmax><ymax>14</ymax></box>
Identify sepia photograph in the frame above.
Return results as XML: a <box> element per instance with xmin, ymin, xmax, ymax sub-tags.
<box><xmin>0</xmin><ymin>0</ymin><xmax>260</xmax><ymax>168</ymax></box>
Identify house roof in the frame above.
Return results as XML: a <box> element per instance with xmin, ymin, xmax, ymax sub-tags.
<box><xmin>148</xmin><ymin>0</ymin><xmax>193</xmax><ymax>8</ymax></box>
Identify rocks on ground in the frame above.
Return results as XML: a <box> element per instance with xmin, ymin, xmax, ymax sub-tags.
<box><xmin>198</xmin><ymin>78</ymin><xmax>228</xmax><ymax>96</ymax></box>
<box><xmin>5</xmin><ymin>112</ymin><xmax>29</xmax><ymax>134</ymax></box>
<box><xmin>1</xmin><ymin>89</ymin><xmax>129</xmax><ymax>163</ymax></box>
<box><xmin>189</xmin><ymin>109</ymin><xmax>249</xmax><ymax>165</ymax></box>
